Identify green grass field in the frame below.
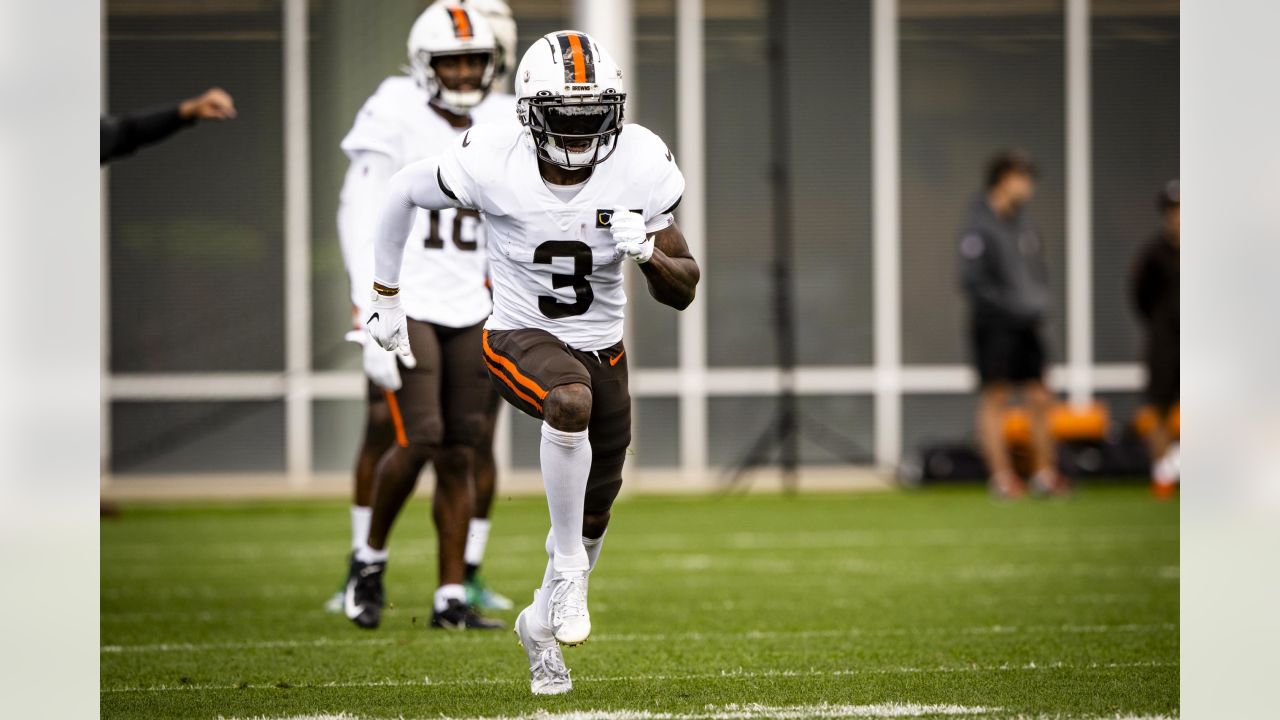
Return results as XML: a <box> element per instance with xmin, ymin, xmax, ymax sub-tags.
<box><xmin>101</xmin><ymin>484</ymin><xmax>1178</xmax><ymax>719</ymax></box>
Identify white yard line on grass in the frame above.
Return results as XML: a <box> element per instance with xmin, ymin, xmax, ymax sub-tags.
<box><xmin>100</xmin><ymin>591</ymin><xmax>1155</xmax><ymax>623</ymax></box>
<box><xmin>103</xmin><ymin>525</ymin><xmax>1177</xmax><ymax>564</ymax></box>
<box><xmin>100</xmin><ymin>622</ymin><xmax>1176</xmax><ymax>654</ymax></box>
<box><xmin>223</xmin><ymin>704</ymin><xmax>1003</xmax><ymax>720</ymax></box>
<box><xmin>102</xmin><ymin>659</ymin><xmax>1178</xmax><ymax>693</ymax></box>
<box><xmin>99</xmin><ymin>560</ymin><xmax>1179</xmax><ymax>601</ymax></box>
<box><xmin>212</xmin><ymin>710</ymin><xmax>1177</xmax><ymax>720</ymax></box>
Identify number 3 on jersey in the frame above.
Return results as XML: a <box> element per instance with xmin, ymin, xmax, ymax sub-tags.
<box><xmin>423</xmin><ymin>208</ymin><xmax>480</xmax><ymax>251</ymax></box>
<box><xmin>534</xmin><ymin>240</ymin><xmax>594</xmax><ymax>319</ymax></box>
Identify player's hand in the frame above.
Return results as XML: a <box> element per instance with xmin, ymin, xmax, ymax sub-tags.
<box><xmin>179</xmin><ymin>87</ymin><xmax>237</xmax><ymax>121</ymax></box>
<box><xmin>609</xmin><ymin>206</ymin><xmax>654</xmax><ymax>264</ymax></box>
<box><xmin>366</xmin><ymin>290</ymin><xmax>414</xmax><ymax>360</ymax></box>
<box><xmin>363</xmin><ymin>336</ymin><xmax>407</xmax><ymax>390</ymax></box>
<box><xmin>346</xmin><ymin>326</ymin><xmax>414</xmax><ymax>390</ymax></box>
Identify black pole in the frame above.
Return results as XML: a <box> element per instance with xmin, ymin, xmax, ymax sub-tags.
<box><xmin>722</xmin><ymin>1</ymin><xmax>871</xmax><ymax>493</ymax></box>
<box><xmin>767</xmin><ymin>0</ymin><xmax>799</xmax><ymax>489</ymax></box>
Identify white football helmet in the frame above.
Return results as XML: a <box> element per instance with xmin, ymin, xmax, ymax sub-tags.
<box><xmin>408</xmin><ymin>3</ymin><xmax>497</xmax><ymax>113</ymax></box>
<box><xmin>515</xmin><ymin>31</ymin><xmax>626</xmax><ymax>169</ymax></box>
<box><xmin>433</xmin><ymin>0</ymin><xmax>519</xmax><ymax>88</ymax></box>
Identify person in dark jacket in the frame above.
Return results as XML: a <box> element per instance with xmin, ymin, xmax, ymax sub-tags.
<box><xmin>958</xmin><ymin>150</ymin><xmax>1067</xmax><ymax>498</ymax></box>
<box><xmin>1132</xmin><ymin>180</ymin><xmax>1180</xmax><ymax>498</ymax></box>
<box><xmin>100</xmin><ymin>87</ymin><xmax>237</xmax><ymax>164</ymax></box>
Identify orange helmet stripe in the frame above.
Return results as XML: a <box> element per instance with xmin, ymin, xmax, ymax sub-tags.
<box><xmin>566</xmin><ymin>33</ymin><xmax>587</xmax><ymax>83</ymax></box>
<box><xmin>449</xmin><ymin>7</ymin><xmax>473</xmax><ymax>39</ymax></box>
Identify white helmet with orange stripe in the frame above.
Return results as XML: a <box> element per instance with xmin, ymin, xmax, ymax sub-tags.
<box><xmin>408</xmin><ymin>3</ymin><xmax>497</xmax><ymax>113</ymax></box>
<box><xmin>432</xmin><ymin>0</ymin><xmax>519</xmax><ymax>88</ymax></box>
<box><xmin>515</xmin><ymin>30</ymin><xmax>626</xmax><ymax>169</ymax></box>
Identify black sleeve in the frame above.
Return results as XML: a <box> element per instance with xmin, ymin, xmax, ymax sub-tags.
<box><xmin>100</xmin><ymin>104</ymin><xmax>195</xmax><ymax>165</ymax></box>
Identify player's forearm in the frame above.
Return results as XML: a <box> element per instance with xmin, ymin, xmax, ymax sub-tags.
<box><xmin>639</xmin><ymin>249</ymin><xmax>700</xmax><ymax>310</ymax></box>
<box><xmin>338</xmin><ymin>153</ymin><xmax>393</xmax><ymax>308</ymax></box>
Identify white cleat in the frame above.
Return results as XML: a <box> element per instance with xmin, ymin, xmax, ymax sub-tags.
<box><xmin>515</xmin><ymin>606</ymin><xmax>572</xmax><ymax>695</ymax></box>
<box><xmin>548</xmin><ymin>570</ymin><xmax>591</xmax><ymax>645</ymax></box>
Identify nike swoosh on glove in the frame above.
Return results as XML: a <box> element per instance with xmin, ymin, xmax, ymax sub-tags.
<box><xmin>609</xmin><ymin>205</ymin><xmax>654</xmax><ymax>264</ymax></box>
<box><xmin>366</xmin><ymin>290</ymin><xmax>414</xmax><ymax>360</ymax></box>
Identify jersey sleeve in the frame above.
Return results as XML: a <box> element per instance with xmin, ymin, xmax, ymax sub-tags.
<box><xmin>340</xmin><ymin>80</ymin><xmax>405</xmax><ymax>163</ymax></box>
<box><xmin>642</xmin><ymin>134</ymin><xmax>685</xmax><ymax>233</ymax></box>
<box><xmin>436</xmin><ymin>131</ymin><xmax>486</xmax><ymax>213</ymax></box>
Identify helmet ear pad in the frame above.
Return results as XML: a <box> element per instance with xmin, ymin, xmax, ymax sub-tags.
<box><xmin>520</xmin><ymin>92</ymin><xmax>626</xmax><ymax>169</ymax></box>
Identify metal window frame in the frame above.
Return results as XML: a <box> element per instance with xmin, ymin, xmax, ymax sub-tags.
<box><xmin>103</xmin><ymin>0</ymin><xmax>1128</xmax><ymax>484</ymax></box>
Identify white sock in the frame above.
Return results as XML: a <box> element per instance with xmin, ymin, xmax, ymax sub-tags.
<box><xmin>434</xmin><ymin>583</ymin><xmax>466</xmax><ymax>612</ymax></box>
<box><xmin>464</xmin><ymin>518</ymin><xmax>491</xmax><ymax>567</ymax></box>
<box><xmin>583</xmin><ymin>531</ymin><xmax>606</xmax><ymax>572</ymax></box>
<box><xmin>355</xmin><ymin>545</ymin><xmax>388</xmax><ymax>564</ymax></box>
<box><xmin>540</xmin><ymin>422</ymin><xmax>591</xmax><ymax>572</ymax></box>
<box><xmin>533</xmin><ymin>530</ymin><xmax>605</xmax><ymax>631</ymax></box>
<box><xmin>350</xmin><ymin>506</ymin><xmax>372</xmax><ymax>553</ymax></box>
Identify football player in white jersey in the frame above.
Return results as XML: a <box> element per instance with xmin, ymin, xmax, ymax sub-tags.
<box><xmin>365</xmin><ymin>32</ymin><xmax>700</xmax><ymax>694</ymax></box>
<box><xmin>335</xmin><ymin>2</ymin><xmax>519</xmax><ymax>631</ymax></box>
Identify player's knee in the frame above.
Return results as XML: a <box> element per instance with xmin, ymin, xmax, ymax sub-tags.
<box><xmin>396</xmin><ymin>443</ymin><xmax>434</xmax><ymax>466</ymax></box>
<box><xmin>448</xmin><ymin>412</ymin><xmax>489</xmax><ymax>449</ymax></box>
<box><xmin>433</xmin><ymin>446</ymin><xmax>472</xmax><ymax>482</ymax></box>
<box><xmin>582</xmin><ymin>511</ymin><xmax>611</xmax><ymax>540</ymax></box>
<box><xmin>407</xmin><ymin>418</ymin><xmax>445</xmax><ymax>447</ymax></box>
<box><xmin>544</xmin><ymin>383</ymin><xmax>592</xmax><ymax>432</ymax></box>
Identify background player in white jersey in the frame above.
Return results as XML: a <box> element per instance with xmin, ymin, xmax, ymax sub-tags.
<box><xmin>334</xmin><ymin>2</ymin><xmax>519</xmax><ymax>630</ymax></box>
<box><xmin>365</xmin><ymin>32</ymin><xmax>700</xmax><ymax>694</ymax></box>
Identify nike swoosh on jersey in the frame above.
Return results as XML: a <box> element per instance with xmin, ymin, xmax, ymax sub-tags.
<box><xmin>462</xmin><ymin>131</ymin><xmax>471</xmax><ymax>147</ymax></box>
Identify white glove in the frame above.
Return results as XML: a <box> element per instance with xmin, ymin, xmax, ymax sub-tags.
<box><xmin>365</xmin><ymin>290</ymin><xmax>414</xmax><ymax>360</ymax></box>
<box><xmin>609</xmin><ymin>205</ymin><xmax>654</xmax><ymax>264</ymax></box>
<box><xmin>346</xmin><ymin>326</ymin><xmax>415</xmax><ymax>390</ymax></box>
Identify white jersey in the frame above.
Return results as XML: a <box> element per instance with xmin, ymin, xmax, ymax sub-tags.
<box><xmin>437</xmin><ymin>122</ymin><xmax>684</xmax><ymax>351</ymax></box>
<box><xmin>340</xmin><ymin>76</ymin><xmax>517</xmax><ymax>328</ymax></box>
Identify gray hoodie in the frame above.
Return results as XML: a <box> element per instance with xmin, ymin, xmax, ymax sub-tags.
<box><xmin>957</xmin><ymin>194</ymin><xmax>1050</xmax><ymax>327</ymax></box>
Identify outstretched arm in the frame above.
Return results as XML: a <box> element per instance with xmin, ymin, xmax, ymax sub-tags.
<box><xmin>365</xmin><ymin>156</ymin><xmax>462</xmax><ymax>356</ymax></box>
<box><xmin>639</xmin><ymin>223</ymin><xmax>700</xmax><ymax>310</ymax></box>
<box><xmin>371</xmin><ymin>156</ymin><xmax>460</xmax><ymax>292</ymax></box>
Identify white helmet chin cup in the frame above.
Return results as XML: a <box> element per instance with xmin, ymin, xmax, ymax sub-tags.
<box><xmin>408</xmin><ymin>4</ymin><xmax>497</xmax><ymax>113</ymax></box>
<box><xmin>437</xmin><ymin>86</ymin><xmax>486</xmax><ymax>113</ymax></box>
<box><xmin>515</xmin><ymin>31</ymin><xmax>627</xmax><ymax>169</ymax></box>
<box><xmin>544</xmin><ymin>136</ymin><xmax>602</xmax><ymax>167</ymax></box>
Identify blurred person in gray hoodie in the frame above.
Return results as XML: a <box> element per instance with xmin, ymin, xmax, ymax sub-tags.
<box><xmin>958</xmin><ymin>151</ymin><xmax>1067</xmax><ymax>498</ymax></box>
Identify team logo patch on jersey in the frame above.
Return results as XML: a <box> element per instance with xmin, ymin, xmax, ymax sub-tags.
<box><xmin>595</xmin><ymin>209</ymin><xmax>643</xmax><ymax>228</ymax></box>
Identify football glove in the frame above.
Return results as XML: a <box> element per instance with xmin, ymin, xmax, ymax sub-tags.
<box><xmin>609</xmin><ymin>206</ymin><xmax>654</xmax><ymax>264</ymax></box>
<box><xmin>366</xmin><ymin>289</ymin><xmax>413</xmax><ymax>360</ymax></box>
<box><xmin>345</xmin><ymin>326</ymin><xmax>415</xmax><ymax>390</ymax></box>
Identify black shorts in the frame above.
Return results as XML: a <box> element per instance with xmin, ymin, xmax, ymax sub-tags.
<box><xmin>482</xmin><ymin>328</ymin><xmax>631</xmax><ymax>515</ymax></box>
<box><xmin>971</xmin><ymin>322</ymin><xmax>1046</xmax><ymax>386</ymax></box>
<box><xmin>377</xmin><ymin>319</ymin><xmax>499</xmax><ymax>448</ymax></box>
<box><xmin>1145</xmin><ymin>332</ymin><xmax>1179</xmax><ymax>412</ymax></box>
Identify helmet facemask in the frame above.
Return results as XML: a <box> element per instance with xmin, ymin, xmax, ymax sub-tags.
<box><xmin>520</xmin><ymin>93</ymin><xmax>625</xmax><ymax>169</ymax></box>
<box><xmin>417</xmin><ymin>49</ymin><xmax>496</xmax><ymax>114</ymax></box>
